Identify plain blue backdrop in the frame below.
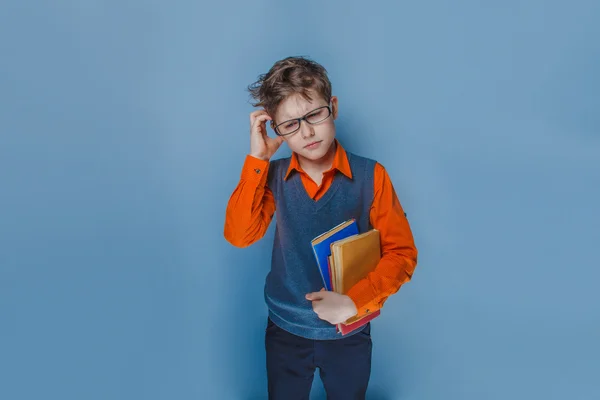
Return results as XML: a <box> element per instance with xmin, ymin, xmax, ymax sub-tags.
<box><xmin>1</xmin><ymin>1</ymin><xmax>599</xmax><ymax>399</ymax></box>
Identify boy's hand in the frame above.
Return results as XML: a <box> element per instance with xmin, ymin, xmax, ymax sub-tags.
<box><xmin>249</xmin><ymin>110</ymin><xmax>284</xmax><ymax>161</ymax></box>
<box><xmin>305</xmin><ymin>288</ymin><xmax>358</xmax><ymax>325</ymax></box>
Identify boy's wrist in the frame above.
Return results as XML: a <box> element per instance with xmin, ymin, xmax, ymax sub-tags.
<box><xmin>344</xmin><ymin>295</ymin><xmax>358</xmax><ymax>317</ymax></box>
<box><xmin>249</xmin><ymin>152</ymin><xmax>269</xmax><ymax>161</ymax></box>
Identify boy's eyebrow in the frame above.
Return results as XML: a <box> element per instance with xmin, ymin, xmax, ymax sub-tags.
<box><xmin>279</xmin><ymin>105</ymin><xmax>327</xmax><ymax>121</ymax></box>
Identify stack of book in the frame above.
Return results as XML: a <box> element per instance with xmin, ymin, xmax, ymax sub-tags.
<box><xmin>310</xmin><ymin>219</ymin><xmax>381</xmax><ymax>335</ymax></box>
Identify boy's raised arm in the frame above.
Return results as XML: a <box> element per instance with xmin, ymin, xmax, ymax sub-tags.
<box><xmin>224</xmin><ymin>110</ymin><xmax>284</xmax><ymax>247</ymax></box>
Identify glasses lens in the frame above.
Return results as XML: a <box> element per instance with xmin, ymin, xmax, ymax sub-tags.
<box><xmin>277</xmin><ymin>120</ymin><xmax>300</xmax><ymax>136</ymax></box>
<box><xmin>306</xmin><ymin>107</ymin><xmax>330</xmax><ymax>124</ymax></box>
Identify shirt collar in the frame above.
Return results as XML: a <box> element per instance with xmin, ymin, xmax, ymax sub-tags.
<box><xmin>284</xmin><ymin>139</ymin><xmax>353</xmax><ymax>181</ymax></box>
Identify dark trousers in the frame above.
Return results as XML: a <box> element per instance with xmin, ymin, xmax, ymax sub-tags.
<box><xmin>265</xmin><ymin>317</ymin><xmax>372</xmax><ymax>400</ymax></box>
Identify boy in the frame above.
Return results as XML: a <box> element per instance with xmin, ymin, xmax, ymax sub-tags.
<box><xmin>224</xmin><ymin>56</ymin><xmax>418</xmax><ymax>399</ymax></box>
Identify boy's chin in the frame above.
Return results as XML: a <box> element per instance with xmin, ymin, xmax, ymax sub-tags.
<box><xmin>297</xmin><ymin>147</ymin><xmax>328</xmax><ymax>161</ymax></box>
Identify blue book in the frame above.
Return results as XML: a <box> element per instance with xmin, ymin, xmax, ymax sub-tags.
<box><xmin>310</xmin><ymin>219</ymin><xmax>359</xmax><ymax>291</ymax></box>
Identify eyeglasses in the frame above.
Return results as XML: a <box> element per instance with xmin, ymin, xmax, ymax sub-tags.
<box><xmin>272</xmin><ymin>105</ymin><xmax>332</xmax><ymax>136</ymax></box>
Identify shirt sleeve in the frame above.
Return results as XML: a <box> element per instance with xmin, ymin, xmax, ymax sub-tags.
<box><xmin>345</xmin><ymin>162</ymin><xmax>418</xmax><ymax>317</ymax></box>
<box><xmin>224</xmin><ymin>155</ymin><xmax>276</xmax><ymax>247</ymax></box>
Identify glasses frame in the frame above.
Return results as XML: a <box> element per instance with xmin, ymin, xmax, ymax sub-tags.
<box><xmin>271</xmin><ymin>104</ymin><xmax>333</xmax><ymax>137</ymax></box>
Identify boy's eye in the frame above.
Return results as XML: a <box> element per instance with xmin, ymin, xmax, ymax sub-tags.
<box><xmin>285</xmin><ymin>121</ymin><xmax>298</xmax><ymax>129</ymax></box>
<box><xmin>307</xmin><ymin>109</ymin><xmax>327</xmax><ymax>120</ymax></box>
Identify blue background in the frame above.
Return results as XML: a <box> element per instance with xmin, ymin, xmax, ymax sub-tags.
<box><xmin>1</xmin><ymin>1</ymin><xmax>599</xmax><ymax>399</ymax></box>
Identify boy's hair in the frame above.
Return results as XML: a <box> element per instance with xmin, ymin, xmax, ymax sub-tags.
<box><xmin>247</xmin><ymin>56</ymin><xmax>332</xmax><ymax>118</ymax></box>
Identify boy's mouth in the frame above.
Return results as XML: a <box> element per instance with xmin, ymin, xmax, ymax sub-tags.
<box><xmin>304</xmin><ymin>140</ymin><xmax>322</xmax><ymax>149</ymax></box>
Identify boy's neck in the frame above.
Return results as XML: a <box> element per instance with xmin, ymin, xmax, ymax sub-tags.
<box><xmin>297</xmin><ymin>140</ymin><xmax>337</xmax><ymax>176</ymax></box>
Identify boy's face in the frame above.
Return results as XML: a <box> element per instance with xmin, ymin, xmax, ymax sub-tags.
<box><xmin>271</xmin><ymin>90</ymin><xmax>338</xmax><ymax>162</ymax></box>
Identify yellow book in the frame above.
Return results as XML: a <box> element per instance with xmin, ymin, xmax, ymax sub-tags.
<box><xmin>330</xmin><ymin>229</ymin><xmax>381</xmax><ymax>325</ymax></box>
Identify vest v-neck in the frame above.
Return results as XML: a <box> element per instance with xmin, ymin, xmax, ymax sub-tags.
<box><xmin>291</xmin><ymin>169</ymin><xmax>344</xmax><ymax>212</ymax></box>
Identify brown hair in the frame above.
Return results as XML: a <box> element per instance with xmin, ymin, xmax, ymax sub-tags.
<box><xmin>247</xmin><ymin>56</ymin><xmax>332</xmax><ymax>118</ymax></box>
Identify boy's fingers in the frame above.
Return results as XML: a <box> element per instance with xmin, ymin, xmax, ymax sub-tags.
<box><xmin>250</xmin><ymin>109</ymin><xmax>266</xmax><ymax>118</ymax></box>
<box><xmin>251</xmin><ymin>110</ymin><xmax>270</xmax><ymax>120</ymax></box>
<box><xmin>250</xmin><ymin>110</ymin><xmax>270</xmax><ymax>127</ymax></box>
<box><xmin>252</xmin><ymin>114</ymin><xmax>272</xmax><ymax>132</ymax></box>
<box><xmin>305</xmin><ymin>291</ymin><xmax>326</xmax><ymax>301</ymax></box>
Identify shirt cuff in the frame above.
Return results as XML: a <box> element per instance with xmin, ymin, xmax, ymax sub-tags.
<box><xmin>241</xmin><ymin>154</ymin><xmax>270</xmax><ymax>186</ymax></box>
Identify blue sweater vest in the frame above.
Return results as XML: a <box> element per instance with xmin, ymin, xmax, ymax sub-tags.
<box><xmin>264</xmin><ymin>151</ymin><xmax>376</xmax><ymax>340</ymax></box>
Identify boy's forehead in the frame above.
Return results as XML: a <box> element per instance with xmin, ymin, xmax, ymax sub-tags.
<box><xmin>276</xmin><ymin>93</ymin><xmax>327</xmax><ymax>120</ymax></box>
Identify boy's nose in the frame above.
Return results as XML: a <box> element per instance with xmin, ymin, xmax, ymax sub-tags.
<box><xmin>300</xmin><ymin>121</ymin><xmax>315</xmax><ymax>139</ymax></box>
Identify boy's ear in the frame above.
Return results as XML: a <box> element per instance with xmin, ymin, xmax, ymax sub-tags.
<box><xmin>331</xmin><ymin>96</ymin><xmax>338</xmax><ymax>120</ymax></box>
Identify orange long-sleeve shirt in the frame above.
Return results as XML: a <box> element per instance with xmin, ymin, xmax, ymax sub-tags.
<box><xmin>224</xmin><ymin>140</ymin><xmax>418</xmax><ymax>319</ymax></box>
